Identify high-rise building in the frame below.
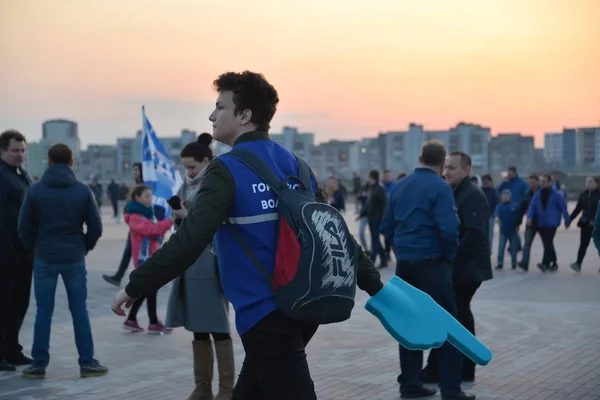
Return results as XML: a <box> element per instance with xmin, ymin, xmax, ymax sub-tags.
<box><xmin>562</xmin><ymin>129</ymin><xmax>577</xmax><ymax>169</ymax></box>
<box><xmin>544</xmin><ymin>133</ymin><xmax>563</xmax><ymax>167</ymax></box>
<box><xmin>80</xmin><ymin>145</ymin><xmax>117</xmax><ymax>182</ymax></box>
<box><xmin>576</xmin><ymin>127</ymin><xmax>599</xmax><ymax>168</ymax></box>
<box><xmin>41</xmin><ymin>119</ymin><xmax>81</xmax><ymax>176</ymax></box>
<box><xmin>489</xmin><ymin>133</ymin><xmax>535</xmax><ymax>173</ymax></box>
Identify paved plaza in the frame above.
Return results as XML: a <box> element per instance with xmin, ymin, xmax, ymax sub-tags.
<box><xmin>1</xmin><ymin>206</ymin><xmax>600</xmax><ymax>400</ymax></box>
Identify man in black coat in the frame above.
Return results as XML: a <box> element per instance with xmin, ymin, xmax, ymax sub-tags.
<box><xmin>0</xmin><ymin>130</ymin><xmax>33</xmax><ymax>371</ymax></box>
<box><xmin>359</xmin><ymin>169</ymin><xmax>388</xmax><ymax>268</ymax></box>
<box><xmin>422</xmin><ymin>151</ymin><xmax>493</xmax><ymax>383</ymax></box>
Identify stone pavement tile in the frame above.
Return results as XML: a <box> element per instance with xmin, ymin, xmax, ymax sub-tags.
<box><xmin>1</xmin><ymin>207</ymin><xmax>600</xmax><ymax>399</ymax></box>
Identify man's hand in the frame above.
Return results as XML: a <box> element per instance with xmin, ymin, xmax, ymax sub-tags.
<box><xmin>111</xmin><ymin>288</ymin><xmax>135</xmax><ymax>317</ymax></box>
<box><xmin>171</xmin><ymin>205</ymin><xmax>188</xmax><ymax>219</ymax></box>
<box><xmin>365</xmin><ymin>276</ymin><xmax>493</xmax><ymax>366</ymax></box>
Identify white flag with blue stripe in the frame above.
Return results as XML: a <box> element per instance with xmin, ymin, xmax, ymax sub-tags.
<box><xmin>141</xmin><ymin>106</ymin><xmax>182</xmax><ymax>220</ymax></box>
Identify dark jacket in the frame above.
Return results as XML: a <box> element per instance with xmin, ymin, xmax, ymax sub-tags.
<box><xmin>570</xmin><ymin>189</ymin><xmax>600</xmax><ymax>228</ymax></box>
<box><xmin>452</xmin><ymin>177</ymin><xmax>493</xmax><ymax>286</ymax></box>
<box><xmin>107</xmin><ymin>181</ymin><xmax>119</xmax><ymax>201</ymax></box>
<box><xmin>18</xmin><ymin>164</ymin><xmax>102</xmax><ymax>264</ymax></box>
<box><xmin>481</xmin><ymin>186</ymin><xmax>498</xmax><ymax>218</ymax></box>
<box><xmin>527</xmin><ymin>187</ymin><xmax>570</xmax><ymax>229</ymax></box>
<box><xmin>519</xmin><ymin>188</ymin><xmax>538</xmax><ymax>226</ymax></box>
<box><xmin>124</xmin><ymin>131</ymin><xmax>383</xmax><ymax>301</ymax></box>
<box><xmin>0</xmin><ymin>158</ymin><xmax>31</xmax><ymax>259</ymax></box>
<box><xmin>360</xmin><ymin>183</ymin><xmax>387</xmax><ymax>221</ymax></box>
<box><xmin>380</xmin><ymin>167</ymin><xmax>459</xmax><ymax>263</ymax></box>
<box><xmin>329</xmin><ymin>189</ymin><xmax>346</xmax><ymax>212</ymax></box>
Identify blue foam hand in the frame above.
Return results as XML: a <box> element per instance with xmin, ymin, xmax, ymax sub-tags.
<box><xmin>365</xmin><ymin>276</ymin><xmax>492</xmax><ymax>366</ymax></box>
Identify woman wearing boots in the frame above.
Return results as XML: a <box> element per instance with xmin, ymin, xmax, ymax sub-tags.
<box><xmin>166</xmin><ymin>133</ymin><xmax>234</xmax><ymax>400</ymax></box>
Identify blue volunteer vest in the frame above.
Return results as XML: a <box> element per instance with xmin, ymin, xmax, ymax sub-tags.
<box><xmin>216</xmin><ymin>139</ymin><xmax>317</xmax><ymax>335</ymax></box>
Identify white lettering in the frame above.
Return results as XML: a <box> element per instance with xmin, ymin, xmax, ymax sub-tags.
<box><xmin>261</xmin><ymin>199</ymin><xmax>278</xmax><ymax>209</ymax></box>
<box><xmin>287</xmin><ymin>183</ymin><xmax>299</xmax><ymax>190</ymax></box>
<box><xmin>252</xmin><ymin>183</ymin><xmax>271</xmax><ymax>193</ymax></box>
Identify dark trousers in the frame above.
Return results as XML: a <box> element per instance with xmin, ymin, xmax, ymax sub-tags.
<box><xmin>112</xmin><ymin>234</ymin><xmax>132</xmax><ymax>281</ymax></box>
<box><xmin>521</xmin><ymin>226</ymin><xmax>538</xmax><ymax>268</ymax></box>
<box><xmin>577</xmin><ymin>225</ymin><xmax>594</xmax><ymax>264</ymax></box>
<box><xmin>127</xmin><ymin>292</ymin><xmax>158</xmax><ymax>324</ymax></box>
<box><xmin>396</xmin><ymin>260</ymin><xmax>463</xmax><ymax>397</ymax></box>
<box><xmin>368</xmin><ymin>219</ymin><xmax>387</xmax><ymax>264</ymax></box>
<box><xmin>232</xmin><ymin>311</ymin><xmax>318</xmax><ymax>400</ymax></box>
<box><xmin>0</xmin><ymin>251</ymin><xmax>33</xmax><ymax>359</ymax></box>
<box><xmin>424</xmin><ymin>282</ymin><xmax>481</xmax><ymax>379</ymax></box>
<box><xmin>538</xmin><ymin>227</ymin><xmax>557</xmax><ymax>265</ymax></box>
<box><xmin>111</xmin><ymin>199</ymin><xmax>118</xmax><ymax>217</ymax></box>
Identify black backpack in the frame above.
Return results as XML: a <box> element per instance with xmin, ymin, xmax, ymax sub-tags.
<box><xmin>225</xmin><ymin>148</ymin><xmax>358</xmax><ymax>325</ymax></box>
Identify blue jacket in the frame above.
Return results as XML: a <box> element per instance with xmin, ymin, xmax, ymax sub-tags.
<box><xmin>498</xmin><ymin>176</ymin><xmax>528</xmax><ymax>206</ymax></box>
<box><xmin>216</xmin><ymin>140</ymin><xmax>318</xmax><ymax>335</ymax></box>
<box><xmin>482</xmin><ymin>187</ymin><xmax>499</xmax><ymax>218</ymax></box>
<box><xmin>18</xmin><ymin>163</ymin><xmax>102</xmax><ymax>264</ymax></box>
<box><xmin>380</xmin><ymin>167</ymin><xmax>459</xmax><ymax>263</ymax></box>
<box><xmin>494</xmin><ymin>201</ymin><xmax>519</xmax><ymax>235</ymax></box>
<box><xmin>383</xmin><ymin>181</ymin><xmax>396</xmax><ymax>197</ymax></box>
<box><xmin>526</xmin><ymin>187</ymin><xmax>570</xmax><ymax>229</ymax></box>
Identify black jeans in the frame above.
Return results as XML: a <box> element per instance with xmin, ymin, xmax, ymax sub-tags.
<box><xmin>577</xmin><ymin>225</ymin><xmax>594</xmax><ymax>264</ymax></box>
<box><xmin>538</xmin><ymin>227</ymin><xmax>557</xmax><ymax>265</ymax></box>
<box><xmin>0</xmin><ymin>251</ymin><xmax>33</xmax><ymax>359</ymax></box>
<box><xmin>232</xmin><ymin>311</ymin><xmax>318</xmax><ymax>400</ymax></box>
<box><xmin>113</xmin><ymin>234</ymin><xmax>132</xmax><ymax>281</ymax></box>
<box><xmin>111</xmin><ymin>199</ymin><xmax>118</xmax><ymax>217</ymax></box>
<box><xmin>396</xmin><ymin>260</ymin><xmax>463</xmax><ymax>397</ymax></box>
<box><xmin>368</xmin><ymin>219</ymin><xmax>387</xmax><ymax>264</ymax></box>
<box><xmin>424</xmin><ymin>282</ymin><xmax>481</xmax><ymax>379</ymax></box>
<box><xmin>127</xmin><ymin>292</ymin><xmax>158</xmax><ymax>324</ymax></box>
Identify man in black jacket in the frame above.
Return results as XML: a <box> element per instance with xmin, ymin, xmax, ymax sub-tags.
<box><xmin>422</xmin><ymin>151</ymin><xmax>493</xmax><ymax>384</ymax></box>
<box><xmin>360</xmin><ymin>169</ymin><xmax>388</xmax><ymax>268</ymax></box>
<box><xmin>0</xmin><ymin>130</ymin><xmax>33</xmax><ymax>371</ymax></box>
<box><xmin>518</xmin><ymin>174</ymin><xmax>540</xmax><ymax>271</ymax></box>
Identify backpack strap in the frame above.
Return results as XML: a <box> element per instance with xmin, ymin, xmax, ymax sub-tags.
<box><xmin>224</xmin><ymin>219</ymin><xmax>273</xmax><ymax>285</ymax></box>
<box><xmin>227</xmin><ymin>149</ymin><xmax>285</xmax><ymax>194</ymax></box>
<box><xmin>294</xmin><ymin>154</ymin><xmax>313</xmax><ymax>191</ymax></box>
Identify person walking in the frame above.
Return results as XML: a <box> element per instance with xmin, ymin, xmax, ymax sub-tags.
<box><xmin>17</xmin><ymin>144</ymin><xmax>107</xmax><ymax>378</ymax></box>
<box><xmin>480</xmin><ymin>175</ymin><xmax>498</xmax><ymax>252</ymax></box>
<box><xmin>107</xmin><ymin>179</ymin><xmax>120</xmax><ymax>220</ymax></box>
<box><xmin>165</xmin><ymin>133</ymin><xmax>234</xmax><ymax>400</ymax></box>
<box><xmin>102</xmin><ymin>163</ymin><xmax>144</xmax><ymax>286</ymax></box>
<box><xmin>381</xmin><ymin>140</ymin><xmax>474</xmax><ymax>400</ymax></box>
<box><xmin>569</xmin><ymin>176</ymin><xmax>600</xmax><ymax>272</ymax></box>
<box><xmin>420</xmin><ymin>151</ymin><xmax>492</xmax><ymax>388</ymax></box>
<box><xmin>494</xmin><ymin>190</ymin><xmax>520</xmax><ymax>270</ymax></box>
<box><xmin>122</xmin><ymin>185</ymin><xmax>174</xmax><ymax>333</ymax></box>
<box><xmin>0</xmin><ymin>130</ymin><xmax>33</xmax><ymax>371</ymax></box>
<box><xmin>360</xmin><ymin>170</ymin><xmax>388</xmax><ymax>268</ymax></box>
<box><xmin>517</xmin><ymin>175</ymin><xmax>540</xmax><ymax>271</ymax></box>
<box><xmin>111</xmin><ymin>70</ymin><xmax>385</xmax><ymax>400</ymax></box>
<box><xmin>526</xmin><ymin>174</ymin><xmax>571</xmax><ymax>272</ymax></box>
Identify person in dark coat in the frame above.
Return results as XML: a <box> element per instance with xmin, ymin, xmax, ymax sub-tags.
<box><xmin>569</xmin><ymin>176</ymin><xmax>600</xmax><ymax>272</ymax></box>
<box><xmin>360</xmin><ymin>170</ymin><xmax>388</xmax><ymax>268</ymax></box>
<box><xmin>107</xmin><ymin>179</ymin><xmax>120</xmax><ymax>219</ymax></box>
<box><xmin>517</xmin><ymin>174</ymin><xmax>540</xmax><ymax>271</ymax></box>
<box><xmin>480</xmin><ymin>175</ymin><xmax>498</xmax><ymax>252</ymax></box>
<box><xmin>422</xmin><ymin>151</ymin><xmax>492</xmax><ymax>385</ymax></box>
<box><xmin>17</xmin><ymin>143</ymin><xmax>107</xmax><ymax>378</ymax></box>
<box><xmin>0</xmin><ymin>130</ymin><xmax>33</xmax><ymax>371</ymax></box>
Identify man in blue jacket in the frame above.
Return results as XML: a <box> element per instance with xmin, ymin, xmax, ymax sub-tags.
<box><xmin>381</xmin><ymin>140</ymin><xmax>474</xmax><ymax>400</ymax></box>
<box><xmin>18</xmin><ymin>144</ymin><xmax>107</xmax><ymax>379</ymax></box>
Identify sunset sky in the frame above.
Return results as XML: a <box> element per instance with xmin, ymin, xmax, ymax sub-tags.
<box><xmin>1</xmin><ymin>0</ymin><xmax>599</xmax><ymax>147</ymax></box>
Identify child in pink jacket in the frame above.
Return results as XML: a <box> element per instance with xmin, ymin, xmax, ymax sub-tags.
<box><xmin>122</xmin><ymin>185</ymin><xmax>173</xmax><ymax>334</ymax></box>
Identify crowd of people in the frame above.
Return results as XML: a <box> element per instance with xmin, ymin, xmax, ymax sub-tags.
<box><xmin>348</xmin><ymin>164</ymin><xmax>600</xmax><ymax>275</ymax></box>
<box><xmin>1</xmin><ymin>70</ymin><xmax>599</xmax><ymax>400</ymax></box>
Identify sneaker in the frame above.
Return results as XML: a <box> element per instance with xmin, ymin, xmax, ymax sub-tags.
<box><xmin>570</xmin><ymin>262</ymin><xmax>581</xmax><ymax>273</ymax></box>
<box><xmin>517</xmin><ymin>261</ymin><xmax>528</xmax><ymax>271</ymax></box>
<box><xmin>22</xmin><ymin>365</ymin><xmax>46</xmax><ymax>379</ymax></box>
<box><xmin>148</xmin><ymin>322</ymin><xmax>173</xmax><ymax>335</ymax></box>
<box><xmin>102</xmin><ymin>275</ymin><xmax>121</xmax><ymax>287</ymax></box>
<box><xmin>537</xmin><ymin>263</ymin><xmax>548</xmax><ymax>273</ymax></box>
<box><xmin>80</xmin><ymin>360</ymin><xmax>108</xmax><ymax>378</ymax></box>
<box><xmin>123</xmin><ymin>320</ymin><xmax>144</xmax><ymax>332</ymax></box>
<box><xmin>0</xmin><ymin>358</ymin><xmax>16</xmax><ymax>372</ymax></box>
<box><xmin>511</xmin><ymin>263</ymin><xmax>517</xmax><ymax>270</ymax></box>
<box><xmin>495</xmin><ymin>264</ymin><xmax>503</xmax><ymax>270</ymax></box>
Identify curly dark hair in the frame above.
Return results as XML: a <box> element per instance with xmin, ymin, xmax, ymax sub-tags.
<box><xmin>213</xmin><ymin>71</ymin><xmax>279</xmax><ymax>132</ymax></box>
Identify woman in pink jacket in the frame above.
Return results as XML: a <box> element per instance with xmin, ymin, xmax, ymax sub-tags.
<box><xmin>122</xmin><ymin>185</ymin><xmax>173</xmax><ymax>334</ymax></box>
